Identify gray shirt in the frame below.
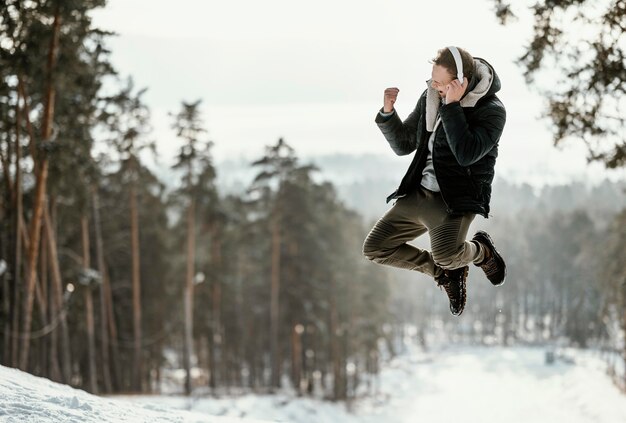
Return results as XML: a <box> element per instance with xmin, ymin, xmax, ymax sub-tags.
<box><xmin>378</xmin><ymin>97</ymin><xmax>445</xmax><ymax>192</ymax></box>
<box><xmin>420</xmin><ymin>113</ymin><xmax>442</xmax><ymax>192</ymax></box>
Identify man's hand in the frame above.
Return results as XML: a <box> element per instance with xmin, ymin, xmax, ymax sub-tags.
<box><xmin>383</xmin><ymin>87</ymin><xmax>399</xmax><ymax>113</ymax></box>
<box><xmin>445</xmin><ymin>77</ymin><xmax>468</xmax><ymax>104</ymax></box>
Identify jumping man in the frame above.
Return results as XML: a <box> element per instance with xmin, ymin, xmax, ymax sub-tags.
<box><xmin>362</xmin><ymin>46</ymin><xmax>507</xmax><ymax>316</ymax></box>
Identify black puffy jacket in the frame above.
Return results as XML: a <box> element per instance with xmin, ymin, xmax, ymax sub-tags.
<box><xmin>374</xmin><ymin>57</ymin><xmax>506</xmax><ymax>218</ymax></box>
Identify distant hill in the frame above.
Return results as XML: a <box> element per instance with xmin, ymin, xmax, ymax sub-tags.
<box><xmin>145</xmin><ymin>152</ymin><xmax>626</xmax><ymax>223</ymax></box>
<box><xmin>210</xmin><ymin>153</ymin><xmax>626</xmax><ymax>222</ymax></box>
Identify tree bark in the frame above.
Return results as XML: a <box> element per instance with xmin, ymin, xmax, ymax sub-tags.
<box><xmin>91</xmin><ymin>185</ymin><xmax>114</xmax><ymax>392</ymax></box>
<box><xmin>270</xmin><ymin>214</ymin><xmax>281</xmax><ymax>389</ymax></box>
<box><xmin>39</xmin><ymin>224</ymin><xmax>49</xmax><ymax>377</ymax></box>
<box><xmin>19</xmin><ymin>5</ymin><xmax>61</xmax><ymax>371</ymax></box>
<box><xmin>17</xmin><ymin>217</ymin><xmax>47</xmax><ymax>336</ymax></box>
<box><xmin>236</xmin><ymin>249</ymin><xmax>247</xmax><ymax>388</ymax></box>
<box><xmin>329</xmin><ymin>278</ymin><xmax>343</xmax><ymax>401</ymax></box>
<box><xmin>183</xmin><ymin>197</ymin><xmax>196</xmax><ymax>395</ymax></box>
<box><xmin>81</xmin><ymin>215</ymin><xmax>98</xmax><ymax>393</ymax></box>
<box><xmin>291</xmin><ymin>324</ymin><xmax>303</xmax><ymax>395</ymax></box>
<box><xmin>9</xmin><ymin>96</ymin><xmax>23</xmax><ymax>368</ymax></box>
<box><xmin>47</xmin><ymin>276</ymin><xmax>61</xmax><ymax>382</ymax></box>
<box><xmin>1</xmin><ymin>185</ymin><xmax>11</xmax><ymax>365</ymax></box>
<box><xmin>130</xmin><ymin>183</ymin><xmax>143</xmax><ymax>391</ymax></box>
<box><xmin>103</xmin><ymin>266</ymin><xmax>121</xmax><ymax>389</ymax></box>
<box><xmin>43</xmin><ymin>202</ymin><xmax>71</xmax><ymax>382</ymax></box>
<box><xmin>210</xmin><ymin>226</ymin><xmax>222</xmax><ymax>390</ymax></box>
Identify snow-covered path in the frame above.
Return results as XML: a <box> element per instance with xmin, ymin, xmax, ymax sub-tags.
<box><xmin>2</xmin><ymin>344</ymin><xmax>626</xmax><ymax>422</ymax></box>
<box><xmin>355</xmin><ymin>345</ymin><xmax>626</xmax><ymax>423</ymax></box>
<box><xmin>119</xmin><ymin>344</ymin><xmax>626</xmax><ymax>423</ymax></box>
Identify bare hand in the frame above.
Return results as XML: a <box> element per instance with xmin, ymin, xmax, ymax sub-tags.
<box><xmin>383</xmin><ymin>87</ymin><xmax>399</xmax><ymax>113</ymax></box>
<box><xmin>445</xmin><ymin>77</ymin><xmax>468</xmax><ymax>104</ymax></box>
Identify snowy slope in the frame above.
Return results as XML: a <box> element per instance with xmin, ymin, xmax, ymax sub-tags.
<box><xmin>0</xmin><ymin>365</ymin><xmax>267</xmax><ymax>423</ymax></box>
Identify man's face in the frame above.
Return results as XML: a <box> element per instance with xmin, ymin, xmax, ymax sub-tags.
<box><xmin>430</xmin><ymin>64</ymin><xmax>454</xmax><ymax>99</ymax></box>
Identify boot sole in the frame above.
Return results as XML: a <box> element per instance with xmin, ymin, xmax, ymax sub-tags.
<box><xmin>451</xmin><ymin>266</ymin><xmax>468</xmax><ymax>316</ymax></box>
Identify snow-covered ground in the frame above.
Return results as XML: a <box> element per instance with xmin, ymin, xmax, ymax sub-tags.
<box><xmin>0</xmin><ymin>365</ymin><xmax>267</xmax><ymax>422</ymax></box>
<box><xmin>2</xmin><ymin>344</ymin><xmax>626</xmax><ymax>422</ymax></box>
<box><xmin>355</xmin><ymin>344</ymin><xmax>626</xmax><ymax>423</ymax></box>
<box><xmin>120</xmin><ymin>344</ymin><xmax>626</xmax><ymax>423</ymax></box>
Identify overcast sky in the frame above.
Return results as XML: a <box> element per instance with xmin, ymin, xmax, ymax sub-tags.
<box><xmin>89</xmin><ymin>0</ymin><xmax>625</xmax><ymax>186</ymax></box>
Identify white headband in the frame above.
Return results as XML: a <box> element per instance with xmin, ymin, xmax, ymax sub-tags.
<box><xmin>447</xmin><ymin>46</ymin><xmax>464</xmax><ymax>83</ymax></box>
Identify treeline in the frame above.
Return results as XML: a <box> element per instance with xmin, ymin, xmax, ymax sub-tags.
<box><xmin>0</xmin><ymin>1</ymin><xmax>390</xmax><ymax>400</ymax></box>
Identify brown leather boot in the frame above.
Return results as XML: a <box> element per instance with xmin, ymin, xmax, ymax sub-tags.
<box><xmin>472</xmin><ymin>231</ymin><xmax>506</xmax><ymax>286</ymax></box>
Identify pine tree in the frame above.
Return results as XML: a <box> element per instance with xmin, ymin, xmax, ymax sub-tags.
<box><xmin>248</xmin><ymin>138</ymin><xmax>319</xmax><ymax>390</ymax></box>
<box><xmin>170</xmin><ymin>99</ymin><xmax>217</xmax><ymax>394</ymax></box>
<box><xmin>0</xmin><ymin>0</ymin><xmax>111</xmax><ymax>381</ymax></box>
<box><xmin>492</xmin><ymin>0</ymin><xmax>626</xmax><ymax>167</ymax></box>
<box><xmin>99</xmin><ymin>77</ymin><xmax>155</xmax><ymax>391</ymax></box>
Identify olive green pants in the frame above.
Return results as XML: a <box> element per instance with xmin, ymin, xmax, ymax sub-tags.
<box><xmin>362</xmin><ymin>186</ymin><xmax>485</xmax><ymax>278</ymax></box>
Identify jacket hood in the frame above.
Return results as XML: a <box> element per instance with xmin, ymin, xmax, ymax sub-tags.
<box><xmin>459</xmin><ymin>57</ymin><xmax>501</xmax><ymax>103</ymax></box>
<box><xmin>425</xmin><ymin>57</ymin><xmax>501</xmax><ymax>131</ymax></box>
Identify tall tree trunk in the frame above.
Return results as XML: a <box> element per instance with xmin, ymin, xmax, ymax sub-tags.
<box><xmin>236</xmin><ymin>249</ymin><xmax>247</xmax><ymax>388</ymax></box>
<box><xmin>15</xmin><ymin>211</ymin><xmax>50</xmax><ymax>376</ymax></box>
<box><xmin>103</xmin><ymin>266</ymin><xmax>121</xmax><ymax>388</ymax></box>
<box><xmin>130</xmin><ymin>184</ymin><xmax>142</xmax><ymax>391</ymax></box>
<box><xmin>10</xmin><ymin>84</ymin><xmax>41</xmax><ymax>373</ymax></box>
<box><xmin>9</xmin><ymin>96</ymin><xmax>23</xmax><ymax>368</ymax></box>
<box><xmin>1</xmin><ymin>188</ymin><xmax>10</xmax><ymax>365</ymax></box>
<box><xmin>183</xmin><ymin>197</ymin><xmax>196</xmax><ymax>395</ymax></box>
<box><xmin>270</xmin><ymin>215</ymin><xmax>281</xmax><ymax>389</ymax></box>
<box><xmin>239</xmin><ymin>250</ymin><xmax>255</xmax><ymax>389</ymax></box>
<box><xmin>91</xmin><ymin>185</ymin><xmax>114</xmax><ymax>392</ymax></box>
<box><xmin>81</xmin><ymin>215</ymin><xmax>98</xmax><ymax>393</ymax></box>
<box><xmin>43</xmin><ymin>202</ymin><xmax>71</xmax><ymax>382</ymax></box>
<box><xmin>291</xmin><ymin>323</ymin><xmax>303</xmax><ymax>395</ymax></box>
<box><xmin>47</xmin><ymin>274</ymin><xmax>61</xmax><ymax>382</ymax></box>
<box><xmin>212</xmin><ymin>280</ymin><xmax>222</xmax><ymax>386</ymax></box>
<box><xmin>210</xmin><ymin>226</ymin><xmax>222</xmax><ymax>390</ymax></box>
<box><xmin>19</xmin><ymin>5</ymin><xmax>61</xmax><ymax>371</ymax></box>
<box><xmin>12</xmin><ymin>76</ymin><xmax>40</xmax><ymax>367</ymax></box>
<box><xmin>329</xmin><ymin>278</ymin><xmax>343</xmax><ymax>401</ymax></box>
<box><xmin>208</xmin><ymin>320</ymin><xmax>216</xmax><ymax>391</ymax></box>
<box><xmin>38</xmin><ymin>225</ymin><xmax>49</xmax><ymax>377</ymax></box>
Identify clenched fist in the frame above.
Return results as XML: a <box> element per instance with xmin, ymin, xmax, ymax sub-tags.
<box><xmin>383</xmin><ymin>87</ymin><xmax>399</xmax><ymax>113</ymax></box>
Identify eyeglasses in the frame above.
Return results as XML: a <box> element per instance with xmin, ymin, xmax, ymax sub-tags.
<box><xmin>427</xmin><ymin>79</ymin><xmax>452</xmax><ymax>90</ymax></box>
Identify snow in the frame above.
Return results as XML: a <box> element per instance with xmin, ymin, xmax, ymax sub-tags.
<box><xmin>0</xmin><ymin>365</ymin><xmax>268</xmax><ymax>422</ymax></box>
<box><xmin>2</xmin><ymin>344</ymin><xmax>626</xmax><ymax>422</ymax></box>
<box><xmin>357</xmin><ymin>344</ymin><xmax>626</xmax><ymax>423</ymax></box>
<box><xmin>119</xmin><ymin>344</ymin><xmax>626</xmax><ymax>423</ymax></box>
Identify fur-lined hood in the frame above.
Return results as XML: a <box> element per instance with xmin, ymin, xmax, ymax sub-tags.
<box><xmin>425</xmin><ymin>57</ymin><xmax>501</xmax><ymax>132</ymax></box>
